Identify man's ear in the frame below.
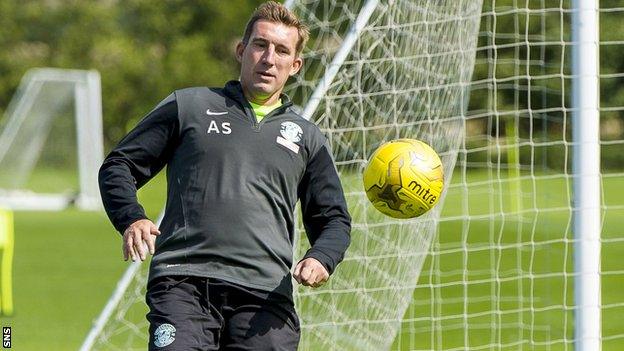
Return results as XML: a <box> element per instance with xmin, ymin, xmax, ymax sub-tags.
<box><xmin>290</xmin><ymin>56</ymin><xmax>303</xmax><ymax>76</ymax></box>
<box><xmin>235</xmin><ymin>41</ymin><xmax>245</xmax><ymax>63</ymax></box>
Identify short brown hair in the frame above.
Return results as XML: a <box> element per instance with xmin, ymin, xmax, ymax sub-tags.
<box><xmin>242</xmin><ymin>1</ymin><xmax>309</xmax><ymax>55</ymax></box>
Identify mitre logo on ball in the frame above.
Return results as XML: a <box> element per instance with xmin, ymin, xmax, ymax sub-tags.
<box><xmin>362</xmin><ymin>138</ymin><xmax>444</xmax><ymax>219</ymax></box>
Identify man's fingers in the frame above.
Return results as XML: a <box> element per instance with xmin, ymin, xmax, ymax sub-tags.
<box><xmin>314</xmin><ymin>272</ymin><xmax>326</xmax><ymax>284</ymax></box>
<box><xmin>133</xmin><ymin>229</ymin><xmax>146</xmax><ymax>261</ymax></box>
<box><xmin>294</xmin><ymin>259</ymin><xmax>331</xmax><ymax>287</ymax></box>
<box><xmin>124</xmin><ymin>224</ymin><xmax>159</xmax><ymax>261</ymax></box>
<box><xmin>295</xmin><ymin>265</ymin><xmax>314</xmax><ymax>286</ymax></box>
<box><xmin>122</xmin><ymin>239</ymin><xmax>129</xmax><ymax>261</ymax></box>
<box><xmin>125</xmin><ymin>234</ymin><xmax>137</xmax><ymax>261</ymax></box>
<box><xmin>150</xmin><ymin>223</ymin><xmax>161</xmax><ymax>236</ymax></box>
<box><xmin>314</xmin><ymin>272</ymin><xmax>329</xmax><ymax>287</ymax></box>
<box><xmin>293</xmin><ymin>262</ymin><xmax>302</xmax><ymax>276</ymax></box>
<box><xmin>145</xmin><ymin>234</ymin><xmax>156</xmax><ymax>255</ymax></box>
<box><xmin>300</xmin><ymin>266</ymin><xmax>313</xmax><ymax>283</ymax></box>
<box><xmin>293</xmin><ymin>262</ymin><xmax>303</xmax><ymax>283</ymax></box>
<box><xmin>140</xmin><ymin>225</ymin><xmax>157</xmax><ymax>256</ymax></box>
<box><xmin>309</xmin><ymin>271</ymin><xmax>322</xmax><ymax>287</ymax></box>
<box><xmin>123</xmin><ymin>219</ymin><xmax>161</xmax><ymax>262</ymax></box>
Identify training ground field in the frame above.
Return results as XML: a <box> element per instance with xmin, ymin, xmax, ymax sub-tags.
<box><xmin>1</xmin><ymin>170</ymin><xmax>622</xmax><ymax>350</ymax></box>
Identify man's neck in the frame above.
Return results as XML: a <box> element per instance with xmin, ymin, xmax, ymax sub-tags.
<box><xmin>243</xmin><ymin>90</ymin><xmax>282</xmax><ymax>106</ymax></box>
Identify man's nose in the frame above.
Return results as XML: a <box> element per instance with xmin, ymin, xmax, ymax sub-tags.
<box><xmin>262</xmin><ymin>46</ymin><xmax>276</xmax><ymax>65</ymax></box>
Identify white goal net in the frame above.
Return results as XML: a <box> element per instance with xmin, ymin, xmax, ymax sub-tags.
<box><xmin>0</xmin><ymin>68</ymin><xmax>103</xmax><ymax>211</ymax></box>
<box><xmin>83</xmin><ymin>0</ymin><xmax>623</xmax><ymax>350</ymax></box>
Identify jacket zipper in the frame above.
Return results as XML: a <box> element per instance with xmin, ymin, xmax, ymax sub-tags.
<box><xmin>251</xmin><ymin>102</ymin><xmax>294</xmax><ymax>132</ymax></box>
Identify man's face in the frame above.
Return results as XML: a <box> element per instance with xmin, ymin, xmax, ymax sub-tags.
<box><xmin>236</xmin><ymin>20</ymin><xmax>302</xmax><ymax>105</ymax></box>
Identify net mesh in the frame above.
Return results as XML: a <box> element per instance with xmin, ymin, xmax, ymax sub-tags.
<box><xmin>286</xmin><ymin>0</ymin><xmax>481</xmax><ymax>350</ymax></box>
<box><xmin>0</xmin><ymin>68</ymin><xmax>102</xmax><ymax>210</ymax></box>
<box><xmin>0</xmin><ymin>78</ymin><xmax>77</xmax><ymax>192</ymax></box>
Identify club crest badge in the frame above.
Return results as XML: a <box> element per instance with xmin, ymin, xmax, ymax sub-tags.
<box><xmin>154</xmin><ymin>323</ymin><xmax>176</xmax><ymax>348</ymax></box>
<box><xmin>277</xmin><ymin>122</ymin><xmax>303</xmax><ymax>154</ymax></box>
<box><xmin>280</xmin><ymin>121</ymin><xmax>303</xmax><ymax>143</ymax></box>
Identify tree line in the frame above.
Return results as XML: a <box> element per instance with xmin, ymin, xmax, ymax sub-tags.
<box><xmin>0</xmin><ymin>1</ymin><xmax>621</xmax><ymax>168</ymax></box>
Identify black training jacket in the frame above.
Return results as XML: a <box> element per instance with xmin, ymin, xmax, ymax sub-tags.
<box><xmin>98</xmin><ymin>81</ymin><xmax>351</xmax><ymax>298</ymax></box>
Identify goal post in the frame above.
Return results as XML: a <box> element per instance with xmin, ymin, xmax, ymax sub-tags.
<box><xmin>571</xmin><ymin>0</ymin><xmax>601</xmax><ymax>349</ymax></box>
<box><xmin>0</xmin><ymin>68</ymin><xmax>103</xmax><ymax>211</ymax></box>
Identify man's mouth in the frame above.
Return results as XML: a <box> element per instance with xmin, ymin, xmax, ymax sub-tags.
<box><xmin>257</xmin><ymin>71</ymin><xmax>275</xmax><ymax>79</ymax></box>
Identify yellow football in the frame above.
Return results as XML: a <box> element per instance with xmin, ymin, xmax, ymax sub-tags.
<box><xmin>363</xmin><ymin>139</ymin><xmax>444</xmax><ymax>218</ymax></box>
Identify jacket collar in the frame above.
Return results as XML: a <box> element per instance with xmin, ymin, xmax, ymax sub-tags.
<box><xmin>223</xmin><ymin>80</ymin><xmax>293</xmax><ymax>111</ymax></box>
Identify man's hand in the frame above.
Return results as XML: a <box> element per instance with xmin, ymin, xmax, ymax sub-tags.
<box><xmin>123</xmin><ymin>219</ymin><xmax>161</xmax><ymax>262</ymax></box>
<box><xmin>293</xmin><ymin>258</ymin><xmax>329</xmax><ymax>288</ymax></box>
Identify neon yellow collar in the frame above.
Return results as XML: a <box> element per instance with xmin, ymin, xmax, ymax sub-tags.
<box><xmin>249</xmin><ymin>100</ymin><xmax>282</xmax><ymax>122</ymax></box>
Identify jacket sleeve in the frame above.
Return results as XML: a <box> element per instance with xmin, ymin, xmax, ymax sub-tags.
<box><xmin>297</xmin><ymin>142</ymin><xmax>352</xmax><ymax>275</ymax></box>
<box><xmin>98</xmin><ymin>94</ymin><xmax>179</xmax><ymax>234</ymax></box>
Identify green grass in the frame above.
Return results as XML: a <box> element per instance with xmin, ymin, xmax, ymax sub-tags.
<box><xmin>4</xmin><ymin>210</ymin><xmax>125</xmax><ymax>350</ymax></box>
<box><xmin>392</xmin><ymin>171</ymin><xmax>624</xmax><ymax>350</ymax></box>
<box><xmin>0</xmin><ymin>172</ymin><xmax>167</xmax><ymax>351</ymax></box>
<box><xmin>1</xmin><ymin>170</ymin><xmax>623</xmax><ymax>350</ymax></box>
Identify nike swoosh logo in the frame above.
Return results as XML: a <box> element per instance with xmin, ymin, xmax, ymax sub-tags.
<box><xmin>206</xmin><ymin>109</ymin><xmax>228</xmax><ymax>116</ymax></box>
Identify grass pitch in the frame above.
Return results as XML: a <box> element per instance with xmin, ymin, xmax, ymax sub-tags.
<box><xmin>2</xmin><ymin>170</ymin><xmax>622</xmax><ymax>350</ymax></box>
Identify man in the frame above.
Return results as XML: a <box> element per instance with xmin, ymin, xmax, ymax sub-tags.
<box><xmin>98</xmin><ymin>2</ymin><xmax>351</xmax><ymax>350</ymax></box>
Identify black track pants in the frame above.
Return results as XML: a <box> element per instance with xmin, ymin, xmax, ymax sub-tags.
<box><xmin>146</xmin><ymin>276</ymin><xmax>301</xmax><ymax>350</ymax></box>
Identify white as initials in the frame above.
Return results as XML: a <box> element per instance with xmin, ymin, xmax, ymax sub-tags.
<box><xmin>207</xmin><ymin>120</ymin><xmax>231</xmax><ymax>134</ymax></box>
